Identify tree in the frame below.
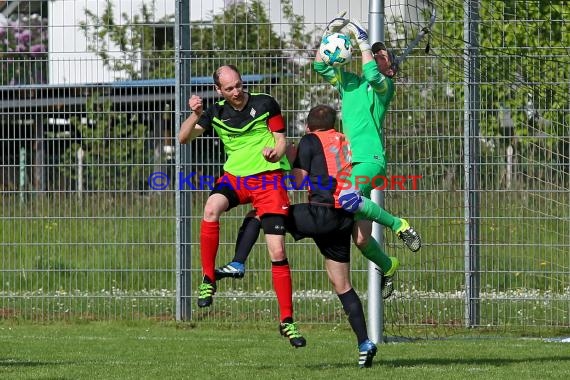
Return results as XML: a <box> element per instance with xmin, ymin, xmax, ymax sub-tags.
<box><xmin>60</xmin><ymin>95</ymin><xmax>151</xmax><ymax>191</ymax></box>
<box><xmin>189</xmin><ymin>0</ymin><xmax>284</xmax><ymax>77</ymax></box>
<box><xmin>189</xmin><ymin>0</ymin><xmax>318</xmax><ymax>137</ymax></box>
<box><xmin>79</xmin><ymin>0</ymin><xmax>175</xmax><ymax>80</ymax></box>
<box><xmin>435</xmin><ymin>1</ymin><xmax>568</xmax><ymax>141</ymax></box>
<box><xmin>405</xmin><ymin>0</ymin><xmax>570</xmax><ymax>189</ymax></box>
<box><xmin>74</xmin><ymin>0</ymin><xmax>317</xmax><ymax>184</ymax></box>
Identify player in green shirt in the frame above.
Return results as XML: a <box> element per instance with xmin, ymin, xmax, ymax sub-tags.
<box><xmin>313</xmin><ymin>14</ymin><xmax>422</xmax><ymax>296</ymax></box>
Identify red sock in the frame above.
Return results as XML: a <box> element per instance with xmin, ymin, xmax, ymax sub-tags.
<box><xmin>200</xmin><ymin>220</ymin><xmax>219</xmax><ymax>282</ymax></box>
<box><xmin>271</xmin><ymin>260</ymin><xmax>293</xmax><ymax>322</ymax></box>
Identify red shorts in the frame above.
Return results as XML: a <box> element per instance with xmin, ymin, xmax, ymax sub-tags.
<box><xmin>213</xmin><ymin>170</ymin><xmax>290</xmax><ymax>216</ymax></box>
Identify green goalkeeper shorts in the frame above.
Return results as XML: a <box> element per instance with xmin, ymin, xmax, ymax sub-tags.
<box><xmin>346</xmin><ymin>161</ymin><xmax>386</xmax><ymax>199</ymax></box>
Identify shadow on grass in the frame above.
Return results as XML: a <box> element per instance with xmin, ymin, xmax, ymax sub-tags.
<box><xmin>302</xmin><ymin>355</ymin><xmax>570</xmax><ymax>370</ymax></box>
<box><xmin>302</xmin><ymin>361</ymin><xmax>356</xmax><ymax>370</ymax></box>
<box><xmin>384</xmin><ymin>356</ymin><xmax>570</xmax><ymax>367</ymax></box>
<box><xmin>254</xmin><ymin>355</ymin><xmax>356</xmax><ymax>370</ymax></box>
<box><xmin>0</xmin><ymin>359</ymin><xmax>70</xmax><ymax>367</ymax></box>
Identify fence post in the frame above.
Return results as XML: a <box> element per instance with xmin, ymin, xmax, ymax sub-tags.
<box><xmin>367</xmin><ymin>0</ymin><xmax>386</xmax><ymax>344</ymax></box>
<box><xmin>463</xmin><ymin>0</ymin><xmax>481</xmax><ymax>327</ymax></box>
<box><xmin>175</xmin><ymin>0</ymin><xmax>193</xmax><ymax>321</ymax></box>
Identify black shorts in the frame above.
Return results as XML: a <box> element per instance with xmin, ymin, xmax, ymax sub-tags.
<box><xmin>286</xmin><ymin>204</ymin><xmax>354</xmax><ymax>263</ymax></box>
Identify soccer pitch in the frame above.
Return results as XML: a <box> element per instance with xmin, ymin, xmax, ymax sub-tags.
<box><xmin>1</xmin><ymin>321</ymin><xmax>569</xmax><ymax>379</ymax></box>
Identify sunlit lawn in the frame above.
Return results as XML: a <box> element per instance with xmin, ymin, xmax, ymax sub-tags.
<box><xmin>1</xmin><ymin>321</ymin><xmax>570</xmax><ymax>380</ymax></box>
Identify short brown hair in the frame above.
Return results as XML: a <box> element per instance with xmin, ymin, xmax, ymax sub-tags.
<box><xmin>371</xmin><ymin>42</ymin><xmax>387</xmax><ymax>54</ymax></box>
<box><xmin>306</xmin><ymin>105</ymin><xmax>337</xmax><ymax>132</ymax></box>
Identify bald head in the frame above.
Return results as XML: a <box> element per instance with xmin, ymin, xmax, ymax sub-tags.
<box><xmin>212</xmin><ymin>65</ymin><xmax>247</xmax><ymax>110</ymax></box>
<box><xmin>213</xmin><ymin>65</ymin><xmax>242</xmax><ymax>87</ymax></box>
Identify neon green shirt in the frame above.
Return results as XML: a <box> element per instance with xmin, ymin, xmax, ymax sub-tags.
<box><xmin>313</xmin><ymin>60</ymin><xmax>395</xmax><ymax>164</ymax></box>
<box><xmin>199</xmin><ymin>93</ymin><xmax>290</xmax><ymax>176</ymax></box>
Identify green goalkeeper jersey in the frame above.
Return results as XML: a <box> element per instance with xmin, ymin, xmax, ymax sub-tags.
<box><xmin>313</xmin><ymin>60</ymin><xmax>395</xmax><ymax>164</ymax></box>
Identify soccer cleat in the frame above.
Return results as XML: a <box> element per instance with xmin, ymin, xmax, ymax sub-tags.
<box><xmin>215</xmin><ymin>262</ymin><xmax>245</xmax><ymax>280</ymax></box>
<box><xmin>358</xmin><ymin>339</ymin><xmax>377</xmax><ymax>368</ymax></box>
<box><xmin>279</xmin><ymin>320</ymin><xmax>306</xmax><ymax>348</ymax></box>
<box><xmin>380</xmin><ymin>257</ymin><xmax>399</xmax><ymax>299</ymax></box>
<box><xmin>197</xmin><ymin>278</ymin><xmax>216</xmax><ymax>308</ymax></box>
<box><xmin>381</xmin><ymin>275</ymin><xmax>395</xmax><ymax>299</ymax></box>
<box><xmin>396</xmin><ymin>218</ymin><xmax>422</xmax><ymax>252</ymax></box>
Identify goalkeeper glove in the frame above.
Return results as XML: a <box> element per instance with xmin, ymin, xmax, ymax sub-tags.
<box><xmin>346</xmin><ymin>19</ymin><xmax>371</xmax><ymax>53</ymax></box>
<box><xmin>324</xmin><ymin>10</ymin><xmax>349</xmax><ymax>36</ymax></box>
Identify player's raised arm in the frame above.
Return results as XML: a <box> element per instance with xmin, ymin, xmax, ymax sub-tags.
<box><xmin>179</xmin><ymin>95</ymin><xmax>206</xmax><ymax>144</ymax></box>
<box><xmin>346</xmin><ymin>20</ymin><xmax>392</xmax><ymax>95</ymax></box>
<box><xmin>346</xmin><ymin>19</ymin><xmax>373</xmax><ymax>64</ymax></box>
<box><xmin>312</xmin><ymin>12</ymin><xmax>349</xmax><ymax>84</ymax></box>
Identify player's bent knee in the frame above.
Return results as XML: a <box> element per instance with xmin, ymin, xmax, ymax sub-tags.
<box><xmin>332</xmin><ymin>282</ymin><xmax>352</xmax><ymax>295</ymax></box>
<box><xmin>338</xmin><ymin>189</ymin><xmax>363</xmax><ymax>213</ymax></box>
<box><xmin>336</xmin><ymin>286</ymin><xmax>353</xmax><ymax>295</ymax></box>
<box><xmin>203</xmin><ymin>203</ymin><xmax>225</xmax><ymax>221</ymax></box>
<box><xmin>260</xmin><ymin>214</ymin><xmax>287</xmax><ymax>235</ymax></box>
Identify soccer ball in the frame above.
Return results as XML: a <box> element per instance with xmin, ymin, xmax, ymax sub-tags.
<box><xmin>319</xmin><ymin>32</ymin><xmax>353</xmax><ymax>67</ymax></box>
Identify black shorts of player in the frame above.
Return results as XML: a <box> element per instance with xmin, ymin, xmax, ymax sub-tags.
<box><xmin>210</xmin><ymin>180</ymin><xmax>286</xmax><ymax>235</ymax></box>
<box><xmin>286</xmin><ymin>203</ymin><xmax>354</xmax><ymax>263</ymax></box>
<box><xmin>210</xmin><ymin>181</ymin><xmax>240</xmax><ymax>210</ymax></box>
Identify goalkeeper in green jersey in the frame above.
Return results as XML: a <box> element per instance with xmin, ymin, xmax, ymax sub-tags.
<box><xmin>313</xmin><ymin>12</ymin><xmax>422</xmax><ymax>294</ymax></box>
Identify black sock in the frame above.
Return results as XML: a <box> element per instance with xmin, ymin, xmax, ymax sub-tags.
<box><xmin>232</xmin><ymin>217</ymin><xmax>261</xmax><ymax>264</ymax></box>
<box><xmin>338</xmin><ymin>288</ymin><xmax>368</xmax><ymax>345</ymax></box>
<box><xmin>281</xmin><ymin>316</ymin><xmax>293</xmax><ymax>324</ymax></box>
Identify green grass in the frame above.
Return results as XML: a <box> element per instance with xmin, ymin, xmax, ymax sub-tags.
<box><xmin>2</xmin><ymin>191</ymin><xmax>568</xmax><ymax>292</ymax></box>
<box><xmin>1</xmin><ymin>321</ymin><xmax>569</xmax><ymax>379</ymax></box>
<box><xmin>2</xmin><ymin>288</ymin><xmax>569</xmax><ymax>329</ymax></box>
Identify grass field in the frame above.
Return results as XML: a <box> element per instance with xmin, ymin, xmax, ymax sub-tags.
<box><xmin>1</xmin><ymin>321</ymin><xmax>569</xmax><ymax>379</ymax></box>
<box><xmin>3</xmin><ymin>190</ymin><xmax>568</xmax><ymax>293</ymax></box>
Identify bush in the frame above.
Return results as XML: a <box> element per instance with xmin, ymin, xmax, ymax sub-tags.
<box><xmin>60</xmin><ymin>95</ymin><xmax>152</xmax><ymax>191</ymax></box>
<box><xmin>0</xmin><ymin>13</ymin><xmax>48</xmax><ymax>85</ymax></box>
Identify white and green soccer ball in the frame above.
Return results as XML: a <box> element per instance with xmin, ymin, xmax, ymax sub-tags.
<box><xmin>319</xmin><ymin>32</ymin><xmax>353</xmax><ymax>67</ymax></box>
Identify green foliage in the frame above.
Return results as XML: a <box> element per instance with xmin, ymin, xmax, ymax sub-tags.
<box><xmin>435</xmin><ymin>1</ymin><xmax>569</xmax><ymax>141</ymax></box>
<box><xmin>80</xmin><ymin>0</ymin><xmax>174</xmax><ymax>80</ymax></box>
<box><xmin>190</xmin><ymin>0</ymin><xmax>283</xmax><ymax>76</ymax></box>
<box><xmin>188</xmin><ymin>0</ymin><xmax>317</xmax><ymax>134</ymax></box>
<box><xmin>80</xmin><ymin>0</ymin><xmax>313</xmax><ymax>135</ymax></box>
<box><xmin>60</xmin><ymin>95</ymin><xmax>151</xmax><ymax>191</ymax></box>
<box><xmin>418</xmin><ymin>1</ymin><xmax>570</xmax><ymax>190</ymax></box>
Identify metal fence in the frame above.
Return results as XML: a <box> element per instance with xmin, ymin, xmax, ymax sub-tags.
<box><xmin>1</xmin><ymin>0</ymin><xmax>568</xmax><ymax>334</ymax></box>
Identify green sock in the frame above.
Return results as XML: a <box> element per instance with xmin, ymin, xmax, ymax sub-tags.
<box><xmin>358</xmin><ymin>237</ymin><xmax>393</xmax><ymax>273</ymax></box>
<box><xmin>357</xmin><ymin>197</ymin><xmax>402</xmax><ymax>231</ymax></box>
